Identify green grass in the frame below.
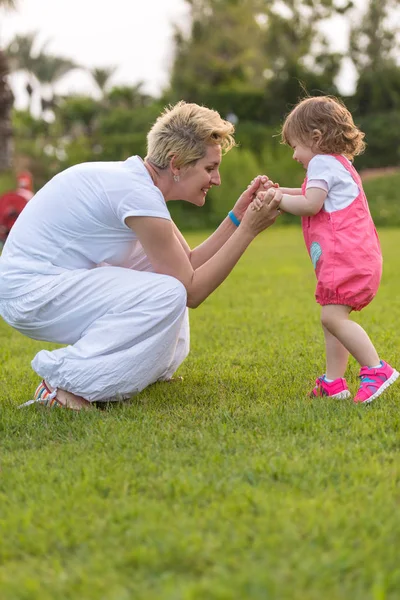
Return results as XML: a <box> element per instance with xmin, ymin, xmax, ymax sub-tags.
<box><xmin>0</xmin><ymin>171</ymin><xmax>16</xmax><ymax>195</ymax></box>
<box><xmin>1</xmin><ymin>227</ymin><xmax>400</xmax><ymax>600</ymax></box>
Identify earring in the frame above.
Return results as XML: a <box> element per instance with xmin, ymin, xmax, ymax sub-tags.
<box><xmin>173</xmin><ymin>175</ymin><xmax>180</xmax><ymax>182</ymax></box>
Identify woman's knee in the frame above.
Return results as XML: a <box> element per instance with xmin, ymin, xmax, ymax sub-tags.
<box><xmin>162</xmin><ymin>276</ymin><xmax>187</xmax><ymax>313</ymax></box>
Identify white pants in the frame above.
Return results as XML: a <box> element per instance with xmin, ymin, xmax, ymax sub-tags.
<box><xmin>0</xmin><ymin>263</ymin><xmax>189</xmax><ymax>402</ymax></box>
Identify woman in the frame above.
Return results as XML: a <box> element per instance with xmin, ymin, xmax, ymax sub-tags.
<box><xmin>0</xmin><ymin>101</ymin><xmax>281</xmax><ymax>410</ymax></box>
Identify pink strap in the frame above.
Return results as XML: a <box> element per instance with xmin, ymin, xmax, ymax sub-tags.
<box><xmin>331</xmin><ymin>154</ymin><xmax>362</xmax><ymax>187</ymax></box>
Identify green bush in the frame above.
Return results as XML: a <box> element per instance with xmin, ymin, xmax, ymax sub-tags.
<box><xmin>363</xmin><ymin>172</ymin><xmax>400</xmax><ymax>227</ymax></box>
<box><xmin>97</xmin><ymin>104</ymin><xmax>163</xmax><ymax>136</ymax></box>
<box><xmin>210</xmin><ymin>148</ymin><xmax>261</xmax><ymax>221</ymax></box>
<box><xmin>14</xmin><ymin>139</ymin><xmax>63</xmax><ymax>191</ymax></box>
<box><xmin>235</xmin><ymin>121</ymin><xmax>278</xmax><ymax>157</ymax></box>
<box><xmin>96</xmin><ymin>133</ymin><xmax>147</xmax><ymax>162</ymax></box>
<box><xmin>356</xmin><ymin>111</ymin><xmax>400</xmax><ymax>170</ymax></box>
<box><xmin>0</xmin><ymin>171</ymin><xmax>16</xmax><ymax>195</ymax></box>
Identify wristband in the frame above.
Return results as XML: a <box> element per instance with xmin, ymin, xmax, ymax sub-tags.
<box><xmin>228</xmin><ymin>210</ymin><xmax>240</xmax><ymax>227</ymax></box>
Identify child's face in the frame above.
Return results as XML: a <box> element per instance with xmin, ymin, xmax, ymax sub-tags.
<box><xmin>290</xmin><ymin>139</ymin><xmax>316</xmax><ymax>169</ymax></box>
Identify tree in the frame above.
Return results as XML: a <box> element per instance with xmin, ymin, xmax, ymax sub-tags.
<box><xmin>259</xmin><ymin>0</ymin><xmax>353</xmax><ymax>118</ymax></box>
<box><xmin>0</xmin><ymin>0</ymin><xmax>17</xmax><ymax>171</ymax></box>
<box><xmin>107</xmin><ymin>83</ymin><xmax>152</xmax><ymax>109</ymax></box>
<box><xmin>350</xmin><ymin>0</ymin><xmax>399</xmax><ymax>71</ymax></box>
<box><xmin>5</xmin><ymin>32</ymin><xmax>79</xmax><ymax>116</ymax></box>
<box><xmin>350</xmin><ymin>0</ymin><xmax>400</xmax><ymax>114</ymax></box>
<box><xmin>0</xmin><ymin>45</ymin><xmax>14</xmax><ymax>171</ymax></box>
<box><xmin>89</xmin><ymin>66</ymin><xmax>117</xmax><ymax>99</ymax></box>
<box><xmin>169</xmin><ymin>0</ymin><xmax>266</xmax><ymax>101</ymax></box>
<box><xmin>168</xmin><ymin>0</ymin><xmax>351</xmax><ymax>122</ymax></box>
<box><xmin>5</xmin><ymin>31</ymin><xmax>41</xmax><ymax>114</ymax></box>
<box><xmin>33</xmin><ymin>53</ymin><xmax>78</xmax><ymax>116</ymax></box>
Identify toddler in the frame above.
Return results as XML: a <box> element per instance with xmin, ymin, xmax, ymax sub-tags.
<box><xmin>256</xmin><ymin>96</ymin><xmax>398</xmax><ymax>403</ymax></box>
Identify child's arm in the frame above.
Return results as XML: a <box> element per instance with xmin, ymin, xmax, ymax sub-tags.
<box><xmin>255</xmin><ymin>187</ymin><xmax>327</xmax><ymax>216</ymax></box>
<box><xmin>278</xmin><ymin>187</ymin><xmax>302</xmax><ymax>195</ymax></box>
<box><xmin>280</xmin><ymin>188</ymin><xmax>327</xmax><ymax>216</ymax></box>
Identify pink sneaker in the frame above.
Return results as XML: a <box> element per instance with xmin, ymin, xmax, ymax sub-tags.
<box><xmin>309</xmin><ymin>376</ymin><xmax>351</xmax><ymax>399</ymax></box>
<box><xmin>354</xmin><ymin>361</ymin><xmax>399</xmax><ymax>404</ymax></box>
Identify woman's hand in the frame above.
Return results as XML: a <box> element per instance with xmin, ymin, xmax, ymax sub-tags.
<box><xmin>252</xmin><ymin>189</ymin><xmax>282</xmax><ymax>212</ymax></box>
<box><xmin>231</xmin><ymin>175</ymin><xmax>278</xmax><ymax>221</ymax></box>
<box><xmin>240</xmin><ymin>188</ymin><xmax>282</xmax><ymax>237</ymax></box>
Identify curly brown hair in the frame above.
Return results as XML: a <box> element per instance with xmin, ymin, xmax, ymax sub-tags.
<box><xmin>281</xmin><ymin>96</ymin><xmax>365</xmax><ymax>160</ymax></box>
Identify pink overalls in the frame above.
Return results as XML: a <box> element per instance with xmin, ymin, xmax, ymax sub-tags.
<box><xmin>301</xmin><ymin>155</ymin><xmax>382</xmax><ymax>311</ymax></box>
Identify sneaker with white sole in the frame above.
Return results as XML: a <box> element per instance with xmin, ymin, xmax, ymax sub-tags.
<box><xmin>309</xmin><ymin>376</ymin><xmax>351</xmax><ymax>399</ymax></box>
<box><xmin>354</xmin><ymin>360</ymin><xmax>399</xmax><ymax>404</ymax></box>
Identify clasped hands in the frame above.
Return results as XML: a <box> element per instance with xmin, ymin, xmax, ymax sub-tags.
<box><xmin>250</xmin><ymin>175</ymin><xmax>282</xmax><ymax>214</ymax></box>
<box><xmin>232</xmin><ymin>174</ymin><xmax>281</xmax><ymax>221</ymax></box>
<box><xmin>235</xmin><ymin>175</ymin><xmax>282</xmax><ymax>235</ymax></box>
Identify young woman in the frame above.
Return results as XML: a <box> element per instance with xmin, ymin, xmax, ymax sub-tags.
<box><xmin>0</xmin><ymin>101</ymin><xmax>281</xmax><ymax>410</ymax></box>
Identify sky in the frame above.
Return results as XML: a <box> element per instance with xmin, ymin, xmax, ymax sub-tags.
<box><xmin>0</xmin><ymin>0</ymin><xmax>397</xmax><ymax>110</ymax></box>
<box><xmin>0</xmin><ymin>0</ymin><xmax>189</xmax><ymax>107</ymax></box>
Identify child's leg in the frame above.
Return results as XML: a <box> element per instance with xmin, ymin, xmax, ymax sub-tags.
<box><xmin>323</xmin><ymin>324</ymin><xmax>349</xmax><ymax>380</ymax></box>
<box><xmin>321</xmin><ymin>304</ymin><xmax>380</xmax><ymax>367</ymax></box>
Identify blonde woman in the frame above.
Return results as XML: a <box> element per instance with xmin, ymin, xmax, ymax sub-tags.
<box><xmin>0</xmin><ymin>101</ymin><xmax>281</xmax><ymax>410</ymax></box>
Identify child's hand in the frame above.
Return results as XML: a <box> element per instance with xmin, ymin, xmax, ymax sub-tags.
<box><xmin>252</xmin><ymin>191</ymin><xmax>268</xmax><ymax>211</ymax></box>
<box><xmin>242</xmin><ymin>188</ymin><xmax>282</xmax><ymax>237</ymax></box>
<box><xmin>231</xmin><ymin>176</ymin><xmax>280</xmax><ymax>221</ymax></box>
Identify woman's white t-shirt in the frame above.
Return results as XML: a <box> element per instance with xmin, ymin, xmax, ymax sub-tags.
<box><xmin>0</xmin><ymin>156</ymin><xmax>171</xmax><ymax>298</ymax></box>
<box><xmin>306</xmin><ymin>154</ymin><xmax>360</xmax><ymax>213</ymax></box>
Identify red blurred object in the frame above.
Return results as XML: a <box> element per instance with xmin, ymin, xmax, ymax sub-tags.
<box><xmin>0</xmin><ymin>172</ymin><xmax>34</xmax><ymax>243</ymax></box>
<box><xmin>17</xmin><ymin>170</ymin><xmax>33</xmax><ymax>192</ymax></box>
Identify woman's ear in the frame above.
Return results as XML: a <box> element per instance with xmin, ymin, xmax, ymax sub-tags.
<box><xmin>169</xmin><ymin>155</ymin><xmax>180</xmax><ymax>178</ymax></box>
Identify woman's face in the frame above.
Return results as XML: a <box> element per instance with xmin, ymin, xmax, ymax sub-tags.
<box><xmin>179</xmin><ymin>145</ymin><xmax>222</xmax><ymax>206</ymax></box>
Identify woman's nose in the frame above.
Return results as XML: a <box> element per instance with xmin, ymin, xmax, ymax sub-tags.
<box><xmin>212</xmin><ymin>172</ymin><xmax>221</xmax><ymax>186</ymax></box>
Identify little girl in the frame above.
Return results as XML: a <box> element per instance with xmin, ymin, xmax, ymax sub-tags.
<box><xmin>256</xmin><ymin>95</ymin><xmax>398</xmax><ymax>403</ymax></box>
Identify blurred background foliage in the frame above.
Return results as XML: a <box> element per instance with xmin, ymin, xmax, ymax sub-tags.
<box><xmin>0</xmin><ymin>0</ymin><xmax>400</xmax><ymax>228</ymax></box>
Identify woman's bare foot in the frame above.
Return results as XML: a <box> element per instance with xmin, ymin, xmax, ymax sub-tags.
<box><xmin>46</xmin><ymin>383</ymin><xmax>92</xmax><ymax>411</ymax></box>
<box><xmin>164</xmin><ymin>376</ymin><xmax>184</xmax><ymax>383</ymax></box>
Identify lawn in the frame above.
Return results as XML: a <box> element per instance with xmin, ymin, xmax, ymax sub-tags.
<box><xmin>0</xmin><ymin>226</ymin><xmax>399</xmax><ymax>600</ymax></box>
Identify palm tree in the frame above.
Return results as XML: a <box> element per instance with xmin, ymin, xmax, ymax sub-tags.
<box><xmin>33</xmin><ymin>52</ymin><xmax>79</xmax><ymax>115</ymax></box>
<box><xmin>5</xmin><ymin>32</ymin><xmax>80</xmax><ymax>117</ymax></box>
<box><xmin>6</xmin><ymin>31</ymin><xmax>44</xmax><ymax>114</ymax></box>
<box><xmin>90</xmin><ymin>66</ymin><xmax>117</xmax><ymax>99</ymax></box>
<box><xmin>0</xmin><ymin>0</ymin><xmax>17</xmax><ymax>171</ymax></box>
<box><xmin>107</xmin><ymin>82</ymin><xmax>152</xmax><ymax>109</ymax></box>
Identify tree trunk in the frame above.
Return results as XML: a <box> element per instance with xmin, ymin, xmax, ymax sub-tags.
<box><xmin>0</xmin><ymin>49</ymin><xmax>14</xmax><ymax>172</ymax></box>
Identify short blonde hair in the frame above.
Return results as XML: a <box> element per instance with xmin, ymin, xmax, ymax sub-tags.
<box><xmin>146</xmin><ymin>101</ymin><xmax>236</xmax><ymax>169</ymax></box>
<box><xmin>281</xmin><ymin>96</ymin><xmax>366</xmax><ymax>160</ymax></box>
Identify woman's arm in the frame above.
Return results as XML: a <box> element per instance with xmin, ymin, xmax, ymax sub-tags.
<box><xmin>125</xmin><ymin>189</ymin><xmax>281</xmax><ymax>309</ymax></box>
<box><xmin>179</xmin><ymin>215</ymin><xmax>242</xmax><ymax>270</ymax></box>
<box><xmin>174</xmin><ymin>175</ymin><xmax>275</xmax><ymax>270</ymax></box>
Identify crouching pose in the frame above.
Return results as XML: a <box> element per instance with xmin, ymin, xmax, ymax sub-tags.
<box><xmin>0</xmin><ymin>101</ymin><xmax>281</xmax><ymax>410</ymax></box>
